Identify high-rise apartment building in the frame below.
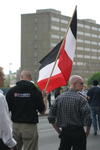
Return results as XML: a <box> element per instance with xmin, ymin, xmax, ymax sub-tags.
<box><xmin>21</xmin><ymin>9</ymin><xmax>100</xmax><ymax>81</ymax></box>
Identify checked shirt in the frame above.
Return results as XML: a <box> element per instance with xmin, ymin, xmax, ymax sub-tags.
<box><xmin>48</xmin><ymin>89</ymin><xmax>91</xmax><ymax>128</ymax></box>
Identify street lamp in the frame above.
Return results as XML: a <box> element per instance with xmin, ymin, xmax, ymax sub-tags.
<box><xmin>9</xmin><ymin>63</ymin><xmax>12</xmax><ymax>87</ymax></box>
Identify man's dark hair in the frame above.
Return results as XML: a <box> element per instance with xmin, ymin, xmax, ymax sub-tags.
<box><xmin>92</xmin><ymin>80</ymin><xmax>99</xmax><ymax>86</ymax></box>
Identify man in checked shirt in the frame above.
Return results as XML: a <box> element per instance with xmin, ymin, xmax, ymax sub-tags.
<box><xmin>48</xmin><ymin>75</ymin><xmax>91</xmax><ymax>150</ymax></box>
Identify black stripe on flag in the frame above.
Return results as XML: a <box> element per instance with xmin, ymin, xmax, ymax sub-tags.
<box><xmin>70</xmin><ymin>8</ymin><xmax>77</xmax><ymax>38</ymax></box>
<box><xmin>39</xmin><ymin>40</ymin><xmax>63</xmax><ymax>69</ymax></box>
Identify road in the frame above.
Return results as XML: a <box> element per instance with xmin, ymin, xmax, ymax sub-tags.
<box><xmin>38</xmin><ymin>116</ymin><xmax>100</xmax><ymax>150</ymax></box>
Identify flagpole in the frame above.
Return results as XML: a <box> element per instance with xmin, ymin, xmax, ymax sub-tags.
<box><xmin>44</xmin><ymin>6</ymin><xmax>77</xmax><ymax>92</ymax></box>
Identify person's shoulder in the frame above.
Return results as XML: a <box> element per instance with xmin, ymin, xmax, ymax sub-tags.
<box><xmin>77</xmin><ymin>93</ymin><xmax>88</xmax><ymax>105</ymax></box>
<box><xmin>0</xmin><ymin>92</ymin><xmax>4</xmax><ymax>98</ymax></box>
<box><xmin>66</xmin><ymin>90</ymin><xmax>79</xmax><ymax>98</ymax></box>
<box><xmin>56</xmin><ymin>91</ymin><xmax>68</xmax><ymax>100</ymax></box>
<box><xmin>0</xmin><ymin>92</ymin><xmax>6</xmax><ymax>105</ymax></box>
<box><xmin>87</xmin><ymin>87</ymin><xmax>94</xmax><ymax>92</ymax></box>
<box><xmin>28</xmin><ymin>82</ymin><xmax>42</xmax><ymax>95</ymax></box>
<box><xmin>0</xmin><ymin>89</ymin><xmax>5</xmax><ymax>97</ymax></box>
<box><xmin>30</xmin><ymin>83</ymin><xmax>42</xmax><ymax>93</ymax></box>
<box><xmin>78</xmin><ymin>92</ymin><xmax>86</xmax><ymax>100</ymax></box>
<box><xmin>15</xmin><ymin>80</ymin><xmax>37</xmax><ymax>90</ymax></box>
<box><xmin>6</xmin><ymin>85</ymin><xmax>16</xmax><ymax>93</ymax></box>
<box><xmin>96</xmin><ymin>86</ymin><xmax>100</xmax><ymax>89</ymax></box>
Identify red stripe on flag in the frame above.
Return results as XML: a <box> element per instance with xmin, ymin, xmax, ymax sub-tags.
<box><xmin>38</xmin><ymin>73</ymin><xmax>67</xmax><ymax>93</ymax></box>
<box><xmin>58</xmin><ymin>40</ymin><xmax>73</xmax><ymax>82</ymax></box>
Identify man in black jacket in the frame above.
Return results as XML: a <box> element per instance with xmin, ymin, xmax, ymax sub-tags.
<box><xmin>87</xmin><ymin>80</ymin><xmax>100</xmax><ymax>135</ymax></box>
<box><xmin>6</xmin><ymin>70</ymin><xmax>46</xmax><ymax>150</ymax></box>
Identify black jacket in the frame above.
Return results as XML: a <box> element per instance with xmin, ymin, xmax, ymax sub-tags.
<box><xmin>6</xmin><ymin>80</ymin><xmax>45</xmax><ymax>124</ymax></box>
<box><xmin>87</xmin><ymin>86</ymin><xmax>100</xmax><ymax>107</ymax></box>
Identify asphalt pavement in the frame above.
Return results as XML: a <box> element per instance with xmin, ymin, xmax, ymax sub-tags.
<box><xmin>38</xmin><ymin>116</ymin><xmax>100</xmax><ymax>150</ymax></box>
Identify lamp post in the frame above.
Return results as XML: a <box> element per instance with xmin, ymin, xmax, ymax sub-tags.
<box><xmin>9</xmin><ymin>63</ymin><xmax>12</xmax><ymax>87</ymax></box>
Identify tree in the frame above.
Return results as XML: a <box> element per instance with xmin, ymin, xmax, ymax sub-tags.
<box><xmin>4</xmin><ymin>78</ymin><xmax>10</xmax><ymax>88</ymax></box>
<box><xmin>87</xmin><ymin>72</ymin><xmax>100</xmax><ymax>86</ymax></box>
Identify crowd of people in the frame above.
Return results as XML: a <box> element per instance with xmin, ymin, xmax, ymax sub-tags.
<box><xmin>0</xmin><ymin>66</ymin><xmax>100</xmax><ymax>150</ymax></box>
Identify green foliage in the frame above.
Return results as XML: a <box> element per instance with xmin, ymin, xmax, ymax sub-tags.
<box><xmin>87</xmin><ymin>72</ymin><xmax>100</xmax><ymax>85</ymax></box>
<box><xmin>4</xmin><ymin>78</ymin><xmax>10</xmax><ymax>88</ymax></box>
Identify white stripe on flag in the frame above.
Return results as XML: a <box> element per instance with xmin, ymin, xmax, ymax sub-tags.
<box><xmin>38</xmin><ymin>60</ymin><xmax>61</xmax><ymax>82</ymax></box>
<box><xmin>65</xmin><ymin>28</ymin><xmax>76</xmax><ymax>61</ymax></box>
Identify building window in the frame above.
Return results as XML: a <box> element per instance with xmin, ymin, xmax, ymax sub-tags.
<box><xmin>78</xmin><ymin>23</ymin><xmax>84</xmax><ymax>27</ymax></box>
<box><xmin>51</xmin><ymin>42</ymin><xmax>57</xmax><ymax>48</ymax></box>
<box><xmin>84</xmin><ymin>40</ymin><xmax>90</xmax><ymax>44</ymax></box>
<box><xmin>91</xmin><ymin>41</ymin><xmax>97</xmax><ymax>45</ymax></box>
<box><xmin>61</xmin><ymin>19</ymin><xmax>68</xmax><ymax>24</ymax></box>
<box><xmin>35</xmin><ymin>18</ymin><xmax>37</xmax><ymax>22</ymax></box>
<box><xmin>77</xmin><ymin>31</ymin><xmax>83</xmax><ymax>35</ymax></box>
<box><xmin>84</xmin><ymin>25</ymin><xmax>90</xmax><ymax>29</ymax></box>
<box><xmin>61</xmin><ymin>28</ymin><xmax>67</xmax><ymax>32</ymax></box>
<box><xmin>91</xmin><ymin>56</ymin><xmax>97</xmax><ymax>59</ymax></box>
<box><xmin>51</xmin><ymin>25</ymin><xmax>59</xmax><ymax>31</ymax></box>
<box><xmin>34</xmin><ymin>27</ymin><xmax>37</xmax><ymax>31</ymax></box>
<box><xmin>51</xmin><ymin>34</ymin><xmax>59</xmax><ymax>39</ymax></box>
<box><xmin>34</xmin><ymin>52</ymin><xmax>37</xmax><ymax>57</ymax></box>
<box><xmin>77</xmin><ymin>47</ymin><xmax>83</xmax><ymax>51</ymax></box>
<box><xmin>85</xmin><ymin>32</ymin><xmax>90</xmax><ymax>37</ymax></box>
<box><xmin>51</xmin><ymin>17</ymin><xmax>59</xmax><ymax>22</ymax></box>
<box><xmin>77</xmin><ymin>62</ymin><xmax>83</xmax><ymax>65</ymax></box>
<box><xmin>92</xmin><ymin>49</ymin><xmax>98</xmax><ymax>52</ymax></box>
<box><xmin>34</xmin><ymin>35</ymin><xmax>37</xmax><ymax>39</ymax></box>
<box><xmin>60</xmin><ymin>36</ymin><xmax>64</xmax><ymax>39</ymax></box>
<box><xmin>92</xmin><ymin>34</ymin><xmax>97</xmax><ymax>38</ymax></box>
<box><xmin>92</xmin><ymin>26</ymin><xmax>97</xmax><ymax>31</ymax></box>
<box><xmin>84</xmin><ymin>55</ymin><xmax>90</xmax><ymax>59</ymax></box>
<box><xmin>84</xmin><ymin>48</ymin><xmax>90</xmax><ymax>51</ymax></box>
<box><xmin>34</xmin><ymin>45</ymin><xmax>37</xmax><ymax>49</ymax></box>
<box><xmin>77</xmin><ymin>54</ymin><xmax>83</xmax><ymax>58</ymax></box>
<box><xmin>77</xmin><ymin>39</ymin><xmax>83</xmax><ymax>43</ymax></box>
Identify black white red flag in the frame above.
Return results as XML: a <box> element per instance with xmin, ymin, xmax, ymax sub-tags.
<box><xmin>37</xmin><ymin>7</ymin><xmax>77</xmax><ymax>92</ymax></box>
<box><xmin>58</xmin><ymin>7</ymin><xmax>77</xmax><ymax>83</ymax></box>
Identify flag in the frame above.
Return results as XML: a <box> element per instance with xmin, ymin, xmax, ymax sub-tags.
<box><xmin>58</xmin><ymin>7</ymin><xmax>77</xmax><ymax>82</ymax></box>
<box><xmin>37</xmin><ymin>7</ymin><xmax>77</xmax><ymax>92</ymax></box>
<box><xmin>37</xmin><ymin>41</ymin><xmax>66</xmax><ymax>92</ymax></box>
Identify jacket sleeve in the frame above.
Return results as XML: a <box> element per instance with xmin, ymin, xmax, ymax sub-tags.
<box><xmin>6</xmin><ymin>89</ymin><xmax>13</xmax><ymax>111</ymax></box>
<box><xmin>35</xmin><ymin>89</ymin><xmax>45</xmax><ymax>113</ymax></box>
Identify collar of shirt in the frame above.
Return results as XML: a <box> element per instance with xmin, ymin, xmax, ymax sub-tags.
<box><xmin>68</xmin><ymin>88</ymin><xmax>78</xmax><ymax>92</ymax></box>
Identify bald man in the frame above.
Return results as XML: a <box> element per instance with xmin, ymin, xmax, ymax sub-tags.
<box><xmin>20</xmin><ymin>70</ymin><xmax>33</xmax><ymax>81</ymax></box>
<box><xmin>6</xmin><ymin>70</ymin><xmax>45</xmax><ymax>150</ymax></box>
<box><xmin>48</xmin><ymin>75</ymin><xmax>91</xmax><ymax>150</ymax></box>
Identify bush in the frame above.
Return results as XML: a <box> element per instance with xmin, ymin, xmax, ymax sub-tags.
<box><xmin>87</xmin><ymin>72</ymin><xmax>100</xmax><ymax>86</ymax></box>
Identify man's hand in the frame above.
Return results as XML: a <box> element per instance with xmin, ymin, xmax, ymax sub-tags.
<box><xmin>42</xmin><ymin>90</ymin><xmax>48</xmax><ymax>112</ymax></box>
<box><xmin>42</xmin><ymin>90</ymin><xmax>48</xmax><ymax>98</ymax></box>
<box><xmin>84</xmin><ymin>126</ymin><xmax>91</xmax><ymax>137</ymax></box>
<box><xmin>52</xmin><ymin>123</ymin><xmax>61</xmax><ymax>134</ymax></box>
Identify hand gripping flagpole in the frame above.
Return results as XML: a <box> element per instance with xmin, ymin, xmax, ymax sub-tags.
<box><xmin>44</xmin><ymin>6</ymin><xmax>77</xmax><ymax>92</ymax></box>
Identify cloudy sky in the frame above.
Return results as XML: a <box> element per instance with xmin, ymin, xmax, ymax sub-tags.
<box><xmin>0</xmin><ymin>0</ymin><xmax>100</xmax><ymax>74</ymax></box>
